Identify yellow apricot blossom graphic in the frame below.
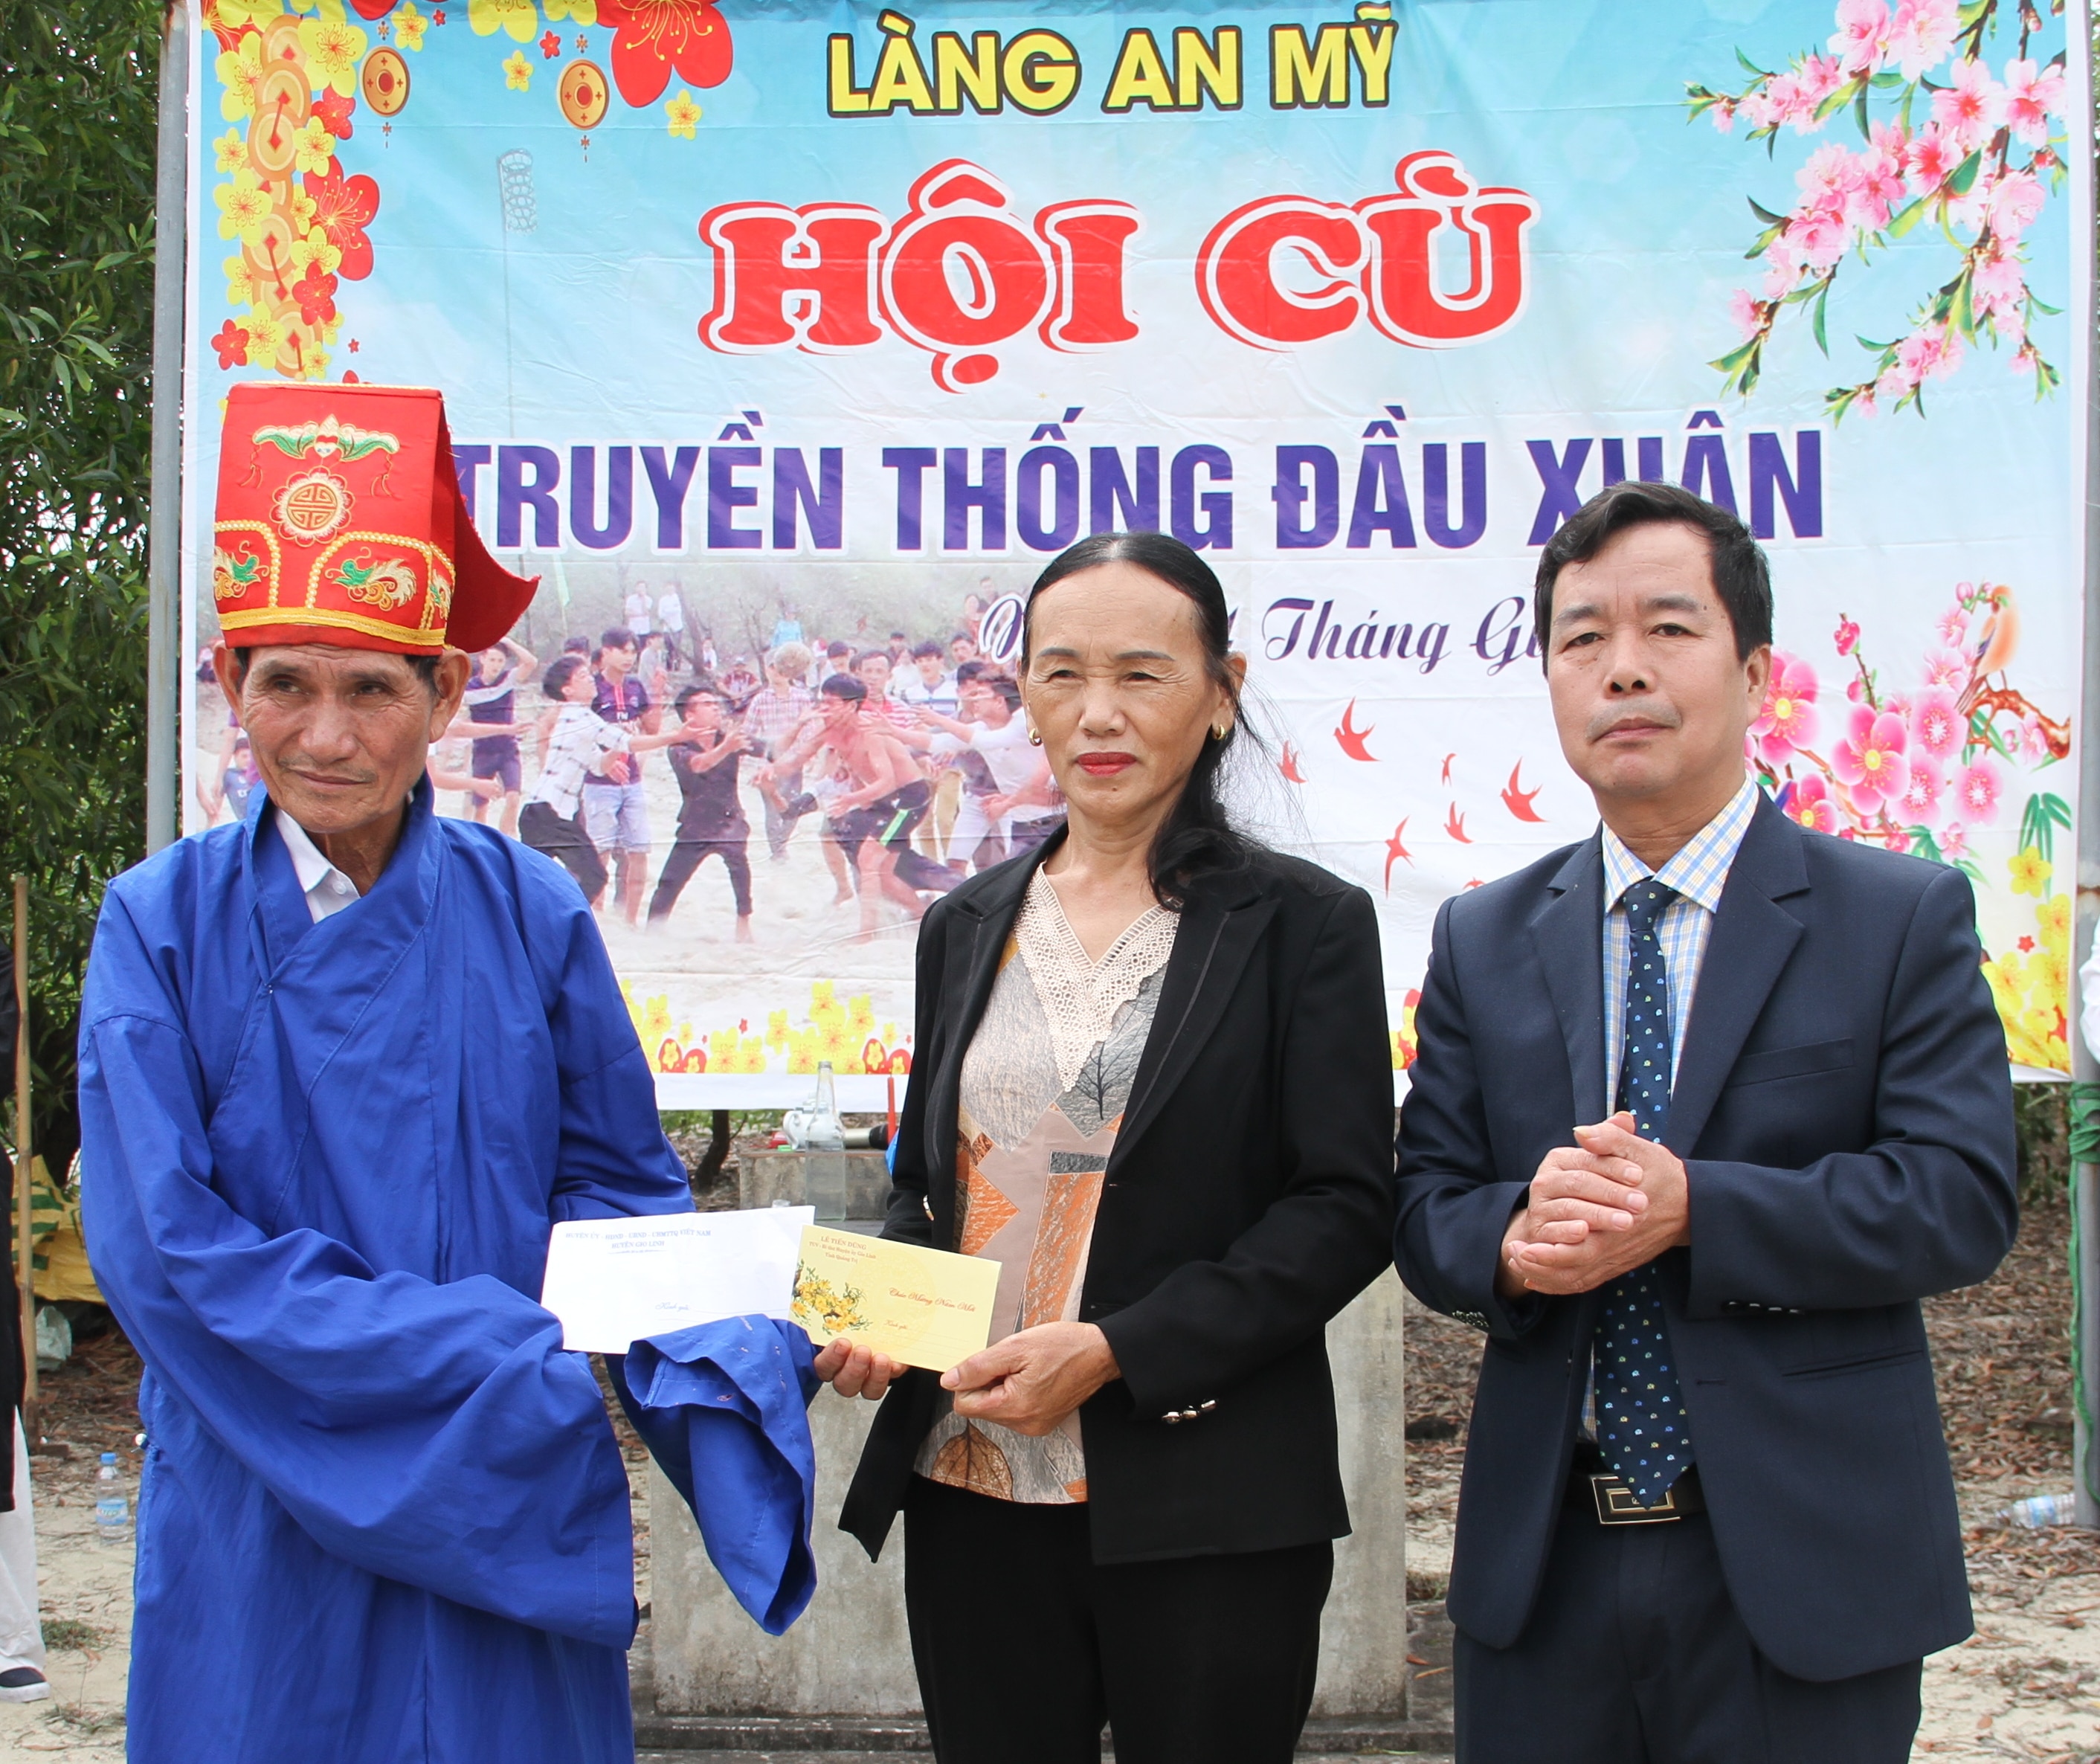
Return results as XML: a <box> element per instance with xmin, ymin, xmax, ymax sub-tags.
<box><xmin>291</xmin><ymin>115</ymin><xmax>337</xmax><ymax>177</ymax></box>
<box><xmin>2008</xmin><ymin>846</ymin><xmax>2051</xmax><ymax>898</ymax></box>
<box><xmin>473</xmin><ymin>0</ymin><xmax>540</xmax><ymax>42</ymax></box>
<box><xmin>213</xmin><ymin>169</ymin><xmax>272</xmax><ymax>245</ymax></box>
<box><xmin>296</xmin><ymin>16</ymin><xmax>369</xmax><ymax>98</ymax></box>
<box><xmin>665</xmin><ymin>90</ymin><xmax>700</xmax><ymax>138</ymax></box>
<box><xmin>503</xmin><ymin>48</ymin><xmax>534</xmax><ymax>90</ymax></box>
<box><xmin>216</xmin><ymin>33</ymin><xmax>265</xmax><ymax>122</ymax></box>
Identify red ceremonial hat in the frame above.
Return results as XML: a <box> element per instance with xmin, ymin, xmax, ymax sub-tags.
<box><xmin>211</xmin><ymin>382</ymin><xmax>536</xmax><ymax>656</ymax></box>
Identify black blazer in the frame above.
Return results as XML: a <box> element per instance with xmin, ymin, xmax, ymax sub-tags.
<box><xmin>1394</xmin><ymin>795</ymin><xmax>2017</xmax><ymax>1682</ymax></box>
<box><xmin>840</xmin><ymin>833</ymin><xmax>1397</xmax><ymax>1565</ymax></box>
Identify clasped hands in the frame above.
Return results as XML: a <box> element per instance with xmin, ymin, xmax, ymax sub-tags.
<box><xmin>1497</xmin><ymin>1111</ymin><xmax>1691</xmax><ymax>1298</ymax></box>
<box><xmin>812</xmin><ymin>1321</ymin><xmax>1121</xmax><ymax>1436</ymax></box>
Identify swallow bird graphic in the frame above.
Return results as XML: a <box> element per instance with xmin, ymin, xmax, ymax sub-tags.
<box><xmin>1335</xmin><ymin>700</ymin><xmax>1376</xmax><ymax>762</ymax></box>
<box><xmin>1501</xmin><ymin>760</ymin><xmax>1545</xmax><ymax>822</ymax></box>
<box><xmin>1440</xmin><ymin>752</ymin><xmax>1455</xmax><ymax>786</ymax></box>
<box><xmin>1444</xmin><ymin>804</ymin><xmax>1471</xmax><ymax>843</ymax></box>
<box><xmin>1279</xmin><ymin>742</ymin><xmax>1307</xmax><ymax>784</ymax></box>
<box><xmin>1382</xmin><ymin>820</ymin><xmax>1412</xmax><ymax>891</ymax></box>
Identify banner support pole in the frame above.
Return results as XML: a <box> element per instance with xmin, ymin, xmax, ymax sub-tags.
<box><xmin>145</xmin><ymin>0</ymin><xmax>189</xmax><ymax>857</ymax></box>
<box><xmin>12</xmin><ymin>881</ymin><xmax>33</xmax><ymax>1446</ymax></box>
<box><xmin>2071</xmin><ymin>15</ymin><xmax>2100</xmax><ymax>1526</ymax></box>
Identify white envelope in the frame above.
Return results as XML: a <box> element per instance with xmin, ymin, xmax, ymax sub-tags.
<box><xmin>539</xmin><ymin>1206</ymin><xmax>814</xmax><ymax>1353</ymax></box>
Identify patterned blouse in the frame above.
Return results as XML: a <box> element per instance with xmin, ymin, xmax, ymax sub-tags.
<box><xmin>913</xmin><ymin>868</ymin><xmax>1179</xmax><ymax>1504</ymax></box>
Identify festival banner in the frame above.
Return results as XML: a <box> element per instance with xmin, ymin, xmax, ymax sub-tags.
<box><xmin>181</xmin><ymin>0</ymin><xmax>2090</xmax><ymax>1102</ymax></box>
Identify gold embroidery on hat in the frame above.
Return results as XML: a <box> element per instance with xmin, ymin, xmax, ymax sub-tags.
<box><xmin>332</xmin><ymin>550</ymin><xmax>421</xmax><ymax>611</ymax></box>
<box><xmin>251</xmin><ymin>415</ymin><xmax>401</xmax><ymax>465</ymax></box>
<box><xmin>212</xmin><ymin>521</ymin><xmax>281</xmax><ymax>605</ymax></box>
<box><xmin>212</xmin><ymin>544</ymin><xmax>263</xmax><ymax>604</ymax></box>
<box><xmin>272</xmin><ymin>469</ymin><xmax>354</xmax><ymax>547</ymax></box>
<box><xmin>310</xmin><ymin>533</ymin><xmax>450</xmax><ymax>636</ymax></box>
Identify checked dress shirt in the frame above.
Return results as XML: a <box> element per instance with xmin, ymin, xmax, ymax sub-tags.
<box><xmin>1591</xmin><ymin>776</ymin><xmax>1760</xmax><ymax>1504</ymax></box>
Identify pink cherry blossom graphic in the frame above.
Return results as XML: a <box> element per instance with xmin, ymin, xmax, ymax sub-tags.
<box><xmin>1954</xmin><ymin>756</ymin><xmax>2003</xmax><ymax>824</ymax></box>
<box><xmin>1834</xmin><ymin>615</ymin><xmax>1861</xmax><ymax>656</ymax></box>
<box><xmin>1920</xmin><ymin>647</ymin><xmax>1968</xmax><ymax>692</ymax></box>
<box><xmin>1785</xmin><ymin>773</ymin><xmax>1839</xmax><ymax>834</ymax></box>
<box><xmin>1832</xmin><ymin>705</ymin><xmax>1910</xmax><ymax>814</ymax></box>
<box><xmin>1693</xmin><ymin>2</ymin><xmax>2067</xmax><ymax>418</ymax></box>
<box><xmin>1895</xmin><ymin>755</ymin><xmax>1944</xmax><ymax>825</ymax></box>
<box><xmin>1829</xmin><ymin>0</ymin><xmax>1892</xmax><ymax>76</ymax></box>
<box><xmin>1887</xmin><ymin>0</ymin><xmax>1959</xmax><ymax>82</ymax></box>
<box><xmin>2000</xmin><ymin>57</ymin><xmax>2065</xmax><ymax>147</ymax></box>
<box><xmin>1753</xmin><ymin>652</ymin><xmax>1820</xmax><ymax>761</ymax></box>
<box><xmin>1931</xmin><ymin>54</ymin><xmax>2005</xmax><ymax>154</ymax></box>
<box><xmin>1985</xmin><ymin>169</ymin><xmax>2045</xmax><ymax>244</ymax></box>
<box><xmin>1911</xmin><ymin>689</ymin><xmax>1962</xmax><ymax>760</ymax></box>
<box><xmin>1939</xmin><ymin>821</ymin><xmax>1968</xmax><ymax>861</ymax></box>
<box><xmin>1904</xmin><ymin>123</ymin><xmax>1960</xmax><ymax>195</ymax></box>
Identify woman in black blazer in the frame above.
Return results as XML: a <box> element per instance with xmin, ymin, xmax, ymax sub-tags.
<box><xmin>812</xmin><ymin>532</ymin><xmax>1396</xmax><ymax>1764</ymax></box>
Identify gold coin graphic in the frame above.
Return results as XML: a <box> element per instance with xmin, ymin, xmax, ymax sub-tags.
<box><xmin>362</xmin><ymin>47</ymin><xmax>410</xmax><ymax>117</ymax></box>
<box><xmin>559</xmin><ymin>59</ymin><xmax>609</xmax><ymax>131</ymax></box>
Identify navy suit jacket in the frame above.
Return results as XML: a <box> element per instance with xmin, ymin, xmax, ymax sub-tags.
<box><xmin>1394</xmin><ymin>794</ymin><xmax>2017</xmax><ymax>1683</ymax></box>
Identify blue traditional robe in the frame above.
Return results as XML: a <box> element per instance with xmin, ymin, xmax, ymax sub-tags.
<box><xmin>77</xmin><ymin>784</ymin><xmax>810</xmax><ymax>1764</ymax></box>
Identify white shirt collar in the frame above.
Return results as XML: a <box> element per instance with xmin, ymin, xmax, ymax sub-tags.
<box><xmin>1599</xmin><ymin>774</ymin><xmax>1760</xmax><ymax>915</ymax></box>
<box><xmin>275</xmin><ymin>812</ymin><xmax>361</xmax><ymax>922</ymax></box>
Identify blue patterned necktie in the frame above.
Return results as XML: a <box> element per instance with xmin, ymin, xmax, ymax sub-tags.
<box><xmin>1593</xmin><ymin>878</ymin><xmax>1693</xmax><ymax>1507</ymax></box>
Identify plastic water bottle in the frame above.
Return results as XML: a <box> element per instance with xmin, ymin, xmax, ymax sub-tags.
<box><xmin>94</xmin><ymin>1453</ymin><xmax>129</xmax><ymax>1546</ymax></box>
<box><xmin>2000</xmin><ymin>1493</ymin><xmax>2078</xmax><ymax>1529</ymax></box>
<box><xmin>803</xmin><ymin>1062</ymin><xmax>849</xmax><ymax>1221</ymax></box>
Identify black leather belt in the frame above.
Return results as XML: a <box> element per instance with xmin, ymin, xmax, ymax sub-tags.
<box><xmin>1566</xmin><ymin>1456</ymin><xmax>1705</xmax><ymax>1525</ymax></box>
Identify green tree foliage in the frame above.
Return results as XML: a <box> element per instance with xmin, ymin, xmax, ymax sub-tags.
<box><xmin>0</xmin><ymin>2</ymin><xmax>161</xmax><ymax>1170</ymax></box>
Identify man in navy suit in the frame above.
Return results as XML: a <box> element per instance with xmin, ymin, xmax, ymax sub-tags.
<box><xmin>1394</xmin><ymin>481</ymin><xmax>2017</xmax><ymax>1762</ymax></box>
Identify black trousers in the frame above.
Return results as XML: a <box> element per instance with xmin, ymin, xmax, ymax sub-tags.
<box><xmin>518</xmin><ymin>801</ymin><xmax>606</xmax><ymax>904</ymax></box>
<box><xmin>647</xmin><ymin>834</ymin><xmax>752</xmax><ymax>921</ymax></box>
<box><xmin>902</xmin><ymin>1477</ymin><xmax>1331</xmax><ymax>1764</ymax></box>
<box><xmin>1455</xmin><ymin>1488</ymin><xmax>1922</xmax><ymax>1764</ymax></box>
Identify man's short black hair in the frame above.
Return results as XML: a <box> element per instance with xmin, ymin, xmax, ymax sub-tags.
<box><xmin>819</xmin><ymin>672</ymin><xmax>867</xmax><ymax>704</ymax></box>
<box><xmin>1533</xmin><ymin>481</ymin><xmax>1774</xmax><ymax>669</ymax></box>
<box><xmin>541</xmin><ymin>654</ymin><xmax>587</xmax><ymax>701</ymax></box>
<box><xmin>601</xmin><ymin>625</ymin><xmax>637</xmax><ymax>651</ymax></box>
<box><xmin>911</xmin><ymin>639</ymin><xmax>944</xmax><ymax>661</ymax></box>
<box><xmin>953</xmin><ymin>659</ymin><xmax>993</xmax><ymax>686</ymax></box>
<box><xmin>673</xmin><ymin>682</ymin><xmax>725</xmax><ymax>718</ymax></box>
<box><xmin>230</xmin><ymin>646</ymin><xmax>442</xmax><ymax>693</ymax></box>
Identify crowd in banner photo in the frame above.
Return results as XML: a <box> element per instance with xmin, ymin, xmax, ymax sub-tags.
<box><xmin>196</xmin><ymin>581</ymin><xmax>1040</xmax><ymax>1076</ymax></box>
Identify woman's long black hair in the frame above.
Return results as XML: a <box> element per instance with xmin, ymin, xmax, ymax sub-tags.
<box><xmin>1020</xmin><ymin>530</ymin><xmax>1263</xmax><ymax>907</ymax></box>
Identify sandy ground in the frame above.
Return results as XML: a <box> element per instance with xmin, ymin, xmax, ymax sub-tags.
<box><xmin>0</xmin><ymin>1436</ymin><xmax>135</xmax><ymax>1760</ymax></box>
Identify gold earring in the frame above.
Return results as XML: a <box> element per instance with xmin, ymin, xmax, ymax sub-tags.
<box><xmin>1211</xmin><ymin>723</ymin><xmax>1229</xmax><ymax>741</ymax></box>
<box><xmin>1028</xmin><ymin>727</ymin><xmax>1043</xmax><ymax>746</ymax></box>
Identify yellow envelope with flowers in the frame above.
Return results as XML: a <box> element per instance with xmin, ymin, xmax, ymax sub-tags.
<box><xmin>790</xmin><ymin>1226</ymin><xmax>1000</xmax><ymax>1373</ymax></box>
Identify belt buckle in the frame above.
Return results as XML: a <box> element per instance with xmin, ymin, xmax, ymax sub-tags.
<box><xmin>1589</xmin><ymin>1473</ymin><xmax>1683</xmax><ymax>1525</ymax></box>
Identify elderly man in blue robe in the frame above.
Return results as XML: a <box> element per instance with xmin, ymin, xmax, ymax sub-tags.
<box><xmin>78</xmin><ymin>383</ymin><xmax>831</xmax><ymax>1764</ymax></box>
